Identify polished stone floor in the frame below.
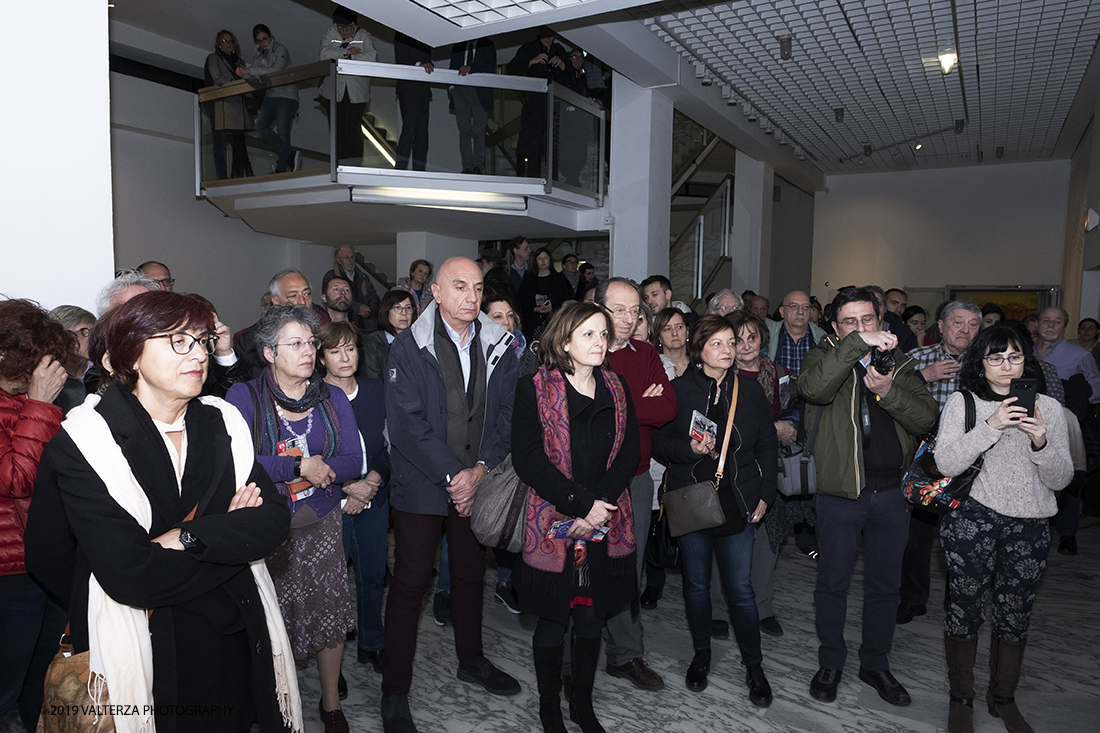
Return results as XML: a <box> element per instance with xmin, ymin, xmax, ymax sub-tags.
<box><xmin>6</xmin><ymin>518</ymin><xmax>1098</xmax><ymax>733</ymax></box>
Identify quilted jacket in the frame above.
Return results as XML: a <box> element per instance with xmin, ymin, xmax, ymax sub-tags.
<box><xmin>1</xmin><ymin>389</ymin><xmax>63</xmax><ymax>575</ymax></box>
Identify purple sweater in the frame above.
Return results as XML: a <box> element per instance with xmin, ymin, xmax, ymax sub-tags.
<box><xmin>226</xmin><ymin>381</ymin><xmax>363</xmax><ymax>517</ymax></box>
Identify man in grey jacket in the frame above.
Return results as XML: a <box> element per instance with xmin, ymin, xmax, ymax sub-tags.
<box><xmin>380</xmin><ymin>257</ymin><xmax>520</xmax><ymax>733</ymax></box>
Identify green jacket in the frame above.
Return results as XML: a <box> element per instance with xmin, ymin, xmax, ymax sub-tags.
<box><xmin>799</xmin><ymin>331</ymin><xmax>938</xmax><ymax>500</ymax></box>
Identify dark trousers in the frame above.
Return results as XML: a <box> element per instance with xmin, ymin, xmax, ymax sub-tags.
<box><xmin>814</xmin><ymin>489</ymin><xmax>909</xmax><ymax>671</ymax></box>
<box><xmin>941</xmin><ymin>499</ymin><xmax>1048</xmax><ymax>642</ymax></box>
<box><xmin>334</xmin><ymin>92</ymin><xmax>367</xmax><ymax>166</ymax></box>
<box><xmin>382</xmin><ymin>505</ymin><xmax>485</xmax><ymax>695</ymax></box>
<box><xmin>899</xmin><ymin>506</ymin><xmax>939</xmax><ymax>607</ymax></box>
<box><xmin>395</xmin><ymin>85</ymin><xmax>430</xmax><ymax>171</ymax></box>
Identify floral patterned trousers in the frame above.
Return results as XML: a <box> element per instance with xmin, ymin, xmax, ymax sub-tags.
<box><xmin>940</xmin><ymin>498</ymin><xmax>1049</xmax><ymax>642</ymax></box>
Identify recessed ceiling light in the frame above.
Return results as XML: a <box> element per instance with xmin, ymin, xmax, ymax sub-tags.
<box><xmin>939</xmin><ymin>52</ymin><xmax>958</xmax><ymax>74</ymax></box>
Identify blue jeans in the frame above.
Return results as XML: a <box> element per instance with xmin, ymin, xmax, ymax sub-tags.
<box><xmin>342</xmin><ymin>498</ymin><xmax>389</xmax><ymax>652</ymax></box>
<box><xmin>678</xmin><ymin>524</ymin><xmax>761</xmax><ymax>665</ymax></box>
<box><xmin>254</xmin><ymin>96</ymin><xmax>299</xmax><ymax>172</ymax></box>
<box><xmin>0</xmin><ymin>580</ymin><xmax>67</xmax><ymax>729</ymax></box>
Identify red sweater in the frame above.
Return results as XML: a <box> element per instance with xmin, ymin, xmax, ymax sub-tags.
<box><xmin>607</xmin><ymin>339</ymin><xmax>677</xmax><ymax>475</ymax></box>
<box><xmin>1</xmin><ymin>390</ymin><xmax>63</xmax><ymax>575</ymax></box>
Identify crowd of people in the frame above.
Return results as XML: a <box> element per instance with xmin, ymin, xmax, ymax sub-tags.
<box><xmin>1</xmin><ymin>244</ymin><xmax>1091</xmax><ymax>733</ymax></box>
<box><xmin>203</xmin><ymin>5</ymin><xmax>608</xmax><ymax>179</ymax></box>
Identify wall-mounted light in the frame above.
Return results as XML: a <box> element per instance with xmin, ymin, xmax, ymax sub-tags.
<box><xmin>939</xmin><ymin>52</ymin><xmax>958</xmax><ymax>74</ymax></box>
<box><xmin>1087</xmin><ymin>208</ymin><xmax>1099</xmax><ymax>233</ymax></box>
<box><xmin>778</xmin><ymin>36</ymin><xmax>793</xmax><ymax>60</ymax></box>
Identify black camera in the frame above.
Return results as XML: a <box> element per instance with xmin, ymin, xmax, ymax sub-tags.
<box><xmin>869</xmin><ymin>347</ymin><xmax>895</xmax><ymax>375</ymax></box>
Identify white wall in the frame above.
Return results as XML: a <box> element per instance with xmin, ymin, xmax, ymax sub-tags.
<box><xmin>0</xmin><ymin>3</ymin><xmax>115</xmax><ymax>310</ymax></box>
<box><xmin>813</xmin><ymin>161</ymin><xmax>1071</xmax><ymax>298</ymax></box>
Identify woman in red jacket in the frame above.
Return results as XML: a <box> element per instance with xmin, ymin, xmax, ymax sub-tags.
<box><xmin>0</xmin><ymin>297</ymin><xmax>71</xmax><ymax>731</ymax></box>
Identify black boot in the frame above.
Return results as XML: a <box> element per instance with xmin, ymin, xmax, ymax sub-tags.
<box><xmin>945</xmin><ymin>635</ymin><xmax>977</xmax><ymax>733</ymax></box>
<box><xmin>568</xmin><ymin>635</ymin><xmax>606</xmax><ymax>733</ymax></box>
<box><xmin>986</xmin><ymin>636</ymin><xmax>1034</xmax><ymax>733</ymax></box>
<box><xmin>533</xmin><ymin>642</ymin><xmax>567</xmax><ymax>733</ymax></box>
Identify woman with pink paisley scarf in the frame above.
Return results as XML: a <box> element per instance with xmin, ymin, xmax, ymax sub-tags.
<box><xmin>511</xmin><ymin>301</ymin><xmax>640</xmax><ymax>733</ymax></box>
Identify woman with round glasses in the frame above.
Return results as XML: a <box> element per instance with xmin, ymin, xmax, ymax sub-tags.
<box><xmin>26</xmin><ymin>291</ymin><xmax>301</xmax><ymax>733</ymax></box>
<box><xmin>934</xmin><ymin>324</ymin><xmax>1072</xmax><ymax>733</ymax></box>
<box><xmin>226</xmin><ymin>304</ymin><xmax>363</xmax><ymax>733</ymax></box>
<box><xmin>362</xmin><ymin>290</ymin><xmax>418</xmax><ymax>380</ymax></box>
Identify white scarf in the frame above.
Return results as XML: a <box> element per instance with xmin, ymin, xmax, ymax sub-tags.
<box><xmin>62</xmin><ymin>394</ymin><xmax>303</xmax><ymax>733</ymax></box>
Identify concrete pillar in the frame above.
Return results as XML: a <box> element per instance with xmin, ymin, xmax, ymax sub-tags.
<box><xmin>396</xmin><ymin>232</ymin><xmax>480</xmax><ymax>286</ymax></box>
<box><xmin>0</xmin><ymin>3</ymin><xmax>114</xmax><ymax>310</ymax></box>
<box><xmin>731</xmin><ymin>150</ymin><xmax>775</xmax><ymax>296</ymax></box>
<box><xmin>608</xmin><ymin>73</ymin><xmax>673</xmax><ymax>283</ymax></box>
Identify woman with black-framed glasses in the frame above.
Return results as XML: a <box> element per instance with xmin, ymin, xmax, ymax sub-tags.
<box><xmin>25</xmin><ymin>291</ymin><xmax>301</xmax><ymax>732</ymax></box>
<box><xmin>226</xmin><ymin>304</ymin><xmax>363</xmax><ymax>733</ymax></box>
<box><xmin>934</xmin><ymin>324</ymin><xmax>1073</xmax><ymax>733</ymax></box>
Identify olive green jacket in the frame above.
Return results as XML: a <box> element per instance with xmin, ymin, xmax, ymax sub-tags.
<box><xmin>799</xmin><ymin>331</ymin><xmax>938</xmax><ymax>500</ymax></box>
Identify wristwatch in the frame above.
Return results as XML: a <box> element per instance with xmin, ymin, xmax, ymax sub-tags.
<box><xmin>178</xmin><ymin>529</ymin><xmax>204</xmax><ymax>553</ymax></box>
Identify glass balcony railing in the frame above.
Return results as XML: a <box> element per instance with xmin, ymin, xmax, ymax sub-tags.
<box><xmin>195</xmin><ymin>59</ymin><xmax>606</xmax><ymax>203</ymax></box>
<box><xmin>669</xmin><ymin>176</ymin><xmax>732</xmax><ymax>308</ymax></box>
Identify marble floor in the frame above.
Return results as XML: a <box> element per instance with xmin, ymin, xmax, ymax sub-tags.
<box><xmin>6</xmin><ymin>518</ymin><xmax>1098</xmax><ymax>733</ymax></box>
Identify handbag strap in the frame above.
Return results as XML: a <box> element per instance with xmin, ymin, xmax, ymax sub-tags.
<box><xmin>714</xmin><ymin>375</ymin><xmax>740</xmax><ymax>482</ymax></box>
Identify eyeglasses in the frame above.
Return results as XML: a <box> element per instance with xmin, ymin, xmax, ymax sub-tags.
<box><xmin>69</xmin><ymin>327</ymin><xmax>91</xmax><ymax>338</ymax></box>
<box><xmin>150</xmin><ymin>333</ymin><xmax>217</xmax><ymax>355</ymax></box>
<box><xmin>838</xmin><ymin>315</ymin><xmax>880</xmax><ymax>327</ymax></box>
<box><xmin>276</xmin><ymin>339</ymin><xmax>318</xmax><ymax>352</ymax></box>
<box><xmin>606</xmin><ymin>306</ymin><xmax>641</xmax><ymax>320</ymax></box>
<box><xmin>153</xmin><ymin>278</ymin><xmax>175</xmax><ymax>287</ymax></box>
<box><xmin>983</xmin><ymin>354</ymin><xmax>1025</xmax><ymax>366</ymax></box>
<box><xmin>391</xmin><ymin>305</ymin><xmax>415</xmax><ymax>315</ymax></box>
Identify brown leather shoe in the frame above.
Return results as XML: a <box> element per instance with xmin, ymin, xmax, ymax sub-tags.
<box><xmin>605</xmin><ymin>658</ymin><xmax>665</xmax><ymax>691</ymax></box>
<box><xmin>319</xmin><ymin>698</ymin><xmax>350</xmax><ymax>733</ymax></box>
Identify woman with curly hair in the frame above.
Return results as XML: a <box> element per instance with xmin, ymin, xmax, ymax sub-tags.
<box><xmin>934</xmin><ymin>324</ymin><xmax>1072</xmax><ymax>733</ymax></box>
<box><xmin>0</xmin><ymin>298</ymin><xmax>71</xmax><ymax>731</ymax></box>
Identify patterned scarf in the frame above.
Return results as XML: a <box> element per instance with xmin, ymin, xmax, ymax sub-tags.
<box><xmin>255</xmin><ymin>366</ymin><xmax>341</xmax><ymax>461</ymax></box>
<box><xmin>524</xmin><ymin>366</ymin><xmax>635</xmax><ymax>573</ymax></box>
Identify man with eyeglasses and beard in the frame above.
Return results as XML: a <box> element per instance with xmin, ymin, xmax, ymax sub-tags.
<box><xmin>798</xmin><ymin>287</ymin><xmax>937</xmax><ymax>709</ymax></box>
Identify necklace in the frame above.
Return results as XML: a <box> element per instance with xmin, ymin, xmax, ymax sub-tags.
<box><xmin>277</xmin><ymin>406</ymin><xmax>313</xmax><ymax>441</ymax></box>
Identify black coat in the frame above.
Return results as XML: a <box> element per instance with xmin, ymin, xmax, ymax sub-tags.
<box><xmin>25</xmin><ymin>383</ymin><xmax>292</xmax><ymax>733</ymax></box>
<box><xmin>652</xmin><ymin>366</ymin><xmax>779</xmax><ymax>536</ymax></box>
<box><xmin>510</xmin><ymin>371</ymin><xmax>640</xmax><ymax>623</ymax></box>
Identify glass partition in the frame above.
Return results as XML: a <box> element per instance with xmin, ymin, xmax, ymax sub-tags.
<box><xmin>669</xmin><ymin>176</ymin><xmax>732</xmax><ymax>308</ymax></box>
<box><xmin>197</xmin><ymin>59</ymin><xmax>606</xmax><ymax>202</ymax></box>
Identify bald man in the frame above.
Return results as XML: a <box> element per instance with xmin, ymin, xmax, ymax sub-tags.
<box><xmin>381</xmin><ymin>257</ymin><xmax>521</xmax><ymax>731</ymax></box>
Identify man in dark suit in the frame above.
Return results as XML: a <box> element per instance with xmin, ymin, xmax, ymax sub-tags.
<box><xmin>449</xmin><ymin>38</ymin><xmax>496</xmax><ymax>175</ymax></box>
<box><xmin>394</xmin><ymin>32</ymin><xmax>434</xmax><ymax>171</ymax></box>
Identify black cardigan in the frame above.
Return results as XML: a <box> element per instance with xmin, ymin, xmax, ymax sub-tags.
<box><xmin>651</xmin><ymin>366</ymin><xmax>779</xmax><ymax>536</ymax></box>
<box><xmin>510</xmin><ymin>371</ymin><xmax>640</xmax><ymax>622</ymax></box>
<box><xmin>25</xmin><ymin>383</ymin><xmax>292</xmax><ymax>733</ymax></box>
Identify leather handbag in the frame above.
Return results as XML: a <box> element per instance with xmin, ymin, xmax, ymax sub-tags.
<box><xmin>663</xmin><ymin>376</ymin><xmax>739</xmax><ymax>538</ymax></box>
<box><xmin>470</xmin><ymin>454</ymin><xmax>529</xmax><ymax>553</ymax></box>
<box><xmin>776</xmin><ymin>407</ymin><xmax>824</xmax><ymax>497</ymax></box>
<box><xmin>902</xmin><ymin>391</ymin><xmax>983</xmax><ymax>515</ymax></box>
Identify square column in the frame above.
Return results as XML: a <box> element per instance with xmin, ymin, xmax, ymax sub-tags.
<box><xmin>731</xmin><ymin>150</ymin><xmax>775</xmax><ymax>295</ymax></box>
<box><xmin>608</xmin><ymin>73</ymin><xmax>673</xmax><ymax>283</ymax></box>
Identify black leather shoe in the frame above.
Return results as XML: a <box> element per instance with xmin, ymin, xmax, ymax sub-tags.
<box><xmin>711</xmin><ymin>619</ymin><xmax>730</xmax><ymax>639</ymax></box>
<box><xmin>380</xmin><ymin>693</ymin><xmax>418</xmax><ymax>733</ymax></box>
<box><xmin>810</xmin><ymin>666</ymin><xmax>842</xmax><ymax>702</ymax></box>
<box><xmin>337</xmin><ymin>672</ymin><xmax>348</xmax><ymax>700</ymax></box>
<box><xmin>1059</xmin><ymin>536</ymin><xmax>1078</xmax><ymax>555</ymax></box>
<box><xmin>640</xmin><ymin>586</ymin><xmax>661</xmax><ymax>610</ymax></box>
<box><xmin>759</xmin><ymin>616</ymin><xmax>784</xmax><ymax>636</ymax></box>
<box><xmin>457</xmin><ymin>657</ymin><xmax>521</xmax><ymax>696</ymax></box>
<box><xmin>858</xmin><ymin>667</ymin><xmax>911</xmax><ymax>706</ymax></box>
<box><xmin>605</xmin><ymin>658</ymin><xmax>665</xmax><ymax>691</ymax></box>
<box><xmin>685</xmin><ymin>650</ymin><xmax>710</xmax><ymax>693</ymax></box>
<box><xmin>746</xmin><ymin>664</ymin><xmax>772</xmax><ymax>707</ymax></box>
<box><xmin>358</xmin><ymin>647</ymin><xmax>384</xmax><ymax>673</ymax></box>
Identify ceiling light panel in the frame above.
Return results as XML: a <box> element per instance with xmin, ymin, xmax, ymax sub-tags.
<box><xmin>636</xmin><ymin>0</ymin><xmax>1100</xmax><ymax>172</ymax></box>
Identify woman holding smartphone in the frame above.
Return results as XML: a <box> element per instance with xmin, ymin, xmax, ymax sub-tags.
<box><xmin>934</xmin><ymin>324</ymin><xmax>1072</xmax><ymax>733</ymax></box>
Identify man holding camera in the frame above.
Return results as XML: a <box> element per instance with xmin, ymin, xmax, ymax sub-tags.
<box><xmin>798</xmin><ymin>287</ymin><xmax>938</xmax><ymax>708</ymax></box>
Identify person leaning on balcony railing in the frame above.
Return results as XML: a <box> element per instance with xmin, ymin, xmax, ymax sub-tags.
<box><xmin>319</xmin><ymin>5</ymin><xmax>378</xmax><ymax>167</ymax></box>
<box><xmin>239</xmin><ymin>24</ymin><xmax>299</xmax><ymax>174</ymax></box>
<box><xmin>205</xmin><ymin>29</ymin><xmax>254</xmax><ymax>179</ymax></box>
